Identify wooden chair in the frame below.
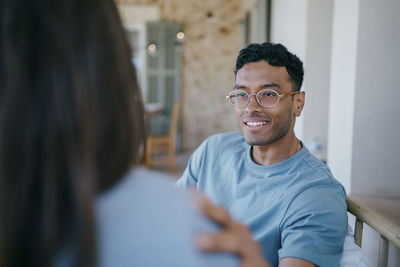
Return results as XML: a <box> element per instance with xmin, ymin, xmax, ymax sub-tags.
<box><xmin>145</xmin><ymin>101</ymin><xmax>180</xmax><ymax>172</ymax></box>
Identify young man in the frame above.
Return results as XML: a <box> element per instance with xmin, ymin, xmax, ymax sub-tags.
<box><xmin>177</xmin><ymin>42</ymin><xmax>347</xmax><ymax>267</ymax></box>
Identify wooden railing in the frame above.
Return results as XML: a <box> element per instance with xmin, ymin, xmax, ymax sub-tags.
<box><xmin>346</xmin><ymin>195</ymin><xmax>400</xmax><ymax>267</ymax></box>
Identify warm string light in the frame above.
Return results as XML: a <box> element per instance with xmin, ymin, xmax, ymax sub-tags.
<box><xmin>146</xmin><ymin>30</ymin><xmax>185</xmax><ymax>55</ymax></box>
<box><xmin>146</xmin><ymin>42</ymin><xmax>158</xmax><ymax>55</ymax></box>
<box><xmin>144</xmin><ymin>9</ymin><xmax>222</xmax><ymax>55</ymax></box>
<box><xmin>176</xmin><ymin>31</ymin><xmax>185</xmax><ymax>41</ymax></box>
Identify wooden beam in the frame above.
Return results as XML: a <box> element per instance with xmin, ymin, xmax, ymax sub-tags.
<box><xmin>347</xmin><ymin>195</ymin><xmax>400</xmax><ymax>248</ymax></box>
<box><xmin>378</xmin><ymin>235</ymin><xmax>388</xmax><ymax>267</ymax></box>
<box><xmin>354</xmin><ymin>218</ymin><xmax>363</xmax><ymax>247</ymax></box>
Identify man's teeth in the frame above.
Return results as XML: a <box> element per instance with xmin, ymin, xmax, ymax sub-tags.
<box><xmin>246</xmin><ymin>121</ymin><xmax>267</xmax><ymax>126</ymax></box>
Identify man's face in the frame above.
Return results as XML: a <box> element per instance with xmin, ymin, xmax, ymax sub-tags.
<box><xmin>234</xmin><ymin>61</ymin><xmax>302</xmax><ymax>146</ymax></box>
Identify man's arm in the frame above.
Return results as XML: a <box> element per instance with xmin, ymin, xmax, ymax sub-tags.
<box><xmin>196</xmin><ymin>194</ymin><xmax>317</xmax><ymax>267</ymax></box>
<box><xmin>279</xmin><ymin>185</ymin><xmax>347</xmax><ymax>267</ymax></box>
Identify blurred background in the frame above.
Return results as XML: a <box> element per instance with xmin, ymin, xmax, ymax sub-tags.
<box><xmin>116</xmin><ymin>0</ymin><xmax>400</xmax><ymax>265</ymax></box>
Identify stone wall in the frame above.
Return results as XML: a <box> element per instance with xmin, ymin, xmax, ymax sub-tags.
<box><xmin>118</xmin><ymin>0</ymin><xmax>244</xmax><ymax>150</ymax></box>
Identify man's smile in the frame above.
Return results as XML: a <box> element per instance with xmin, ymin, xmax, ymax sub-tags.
<box><xmin>242</xmin><ymin>115</ymin><xmax>271</xmax><ymax>128</ymax></box>
<box><xmin>242</xmin><ymin>117</ymin><xmax>271</xmax><ymax>131</ymax></box>
<box><xmin>245</xmin><ymin>121</ymin><xmax>268</xmax><ymax>126</ymax></box>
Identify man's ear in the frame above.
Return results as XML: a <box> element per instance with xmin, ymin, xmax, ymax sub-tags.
<box><xmin>294</xmin><ymin>91</ymin><xmax>305</xmax><ymax>117</ymax></box>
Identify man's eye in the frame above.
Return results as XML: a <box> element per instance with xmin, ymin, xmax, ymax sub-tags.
<box><xmin>236</xmin><ymin>92</ymin><xmax>247</xmax><ymax>98</ymax></box>
<box><xmin>261</xmin><ymin>91</ymin><xmax>275</xmax><ymax>97</ymax></box>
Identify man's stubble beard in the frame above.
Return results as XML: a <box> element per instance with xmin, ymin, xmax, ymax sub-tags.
<box><xmin>242</xmin><ymin>108</ymin><xmax>294</xmax><ymax>147</ymax></box>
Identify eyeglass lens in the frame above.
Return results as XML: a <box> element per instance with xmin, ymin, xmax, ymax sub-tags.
<box><xmin>229</xmin><ymin>89</ymin><xmax>279</xmax><ymax>108</ymax></box>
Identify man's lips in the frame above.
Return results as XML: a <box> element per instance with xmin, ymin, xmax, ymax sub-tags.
<box><xmin>245</xmin><ymin>121</ymin><xmax>268</xmax><ymax>126</ymax></box>
<box><xmin>242</xmin><ymin>116</ymin><xmax>270</xmax><ymax>127</ymax></box>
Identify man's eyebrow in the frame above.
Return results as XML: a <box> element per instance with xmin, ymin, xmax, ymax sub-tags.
<box><xmin>234</xmin><ymin>85</ymin><xmax>247</xmax><ymax>89</ymax></box>
<box><xmin>234</xmin><ymin>83</ymin><xmax>280</xmax><ymax>90</ymax></box>
<box><xmin>260</xmin><ymin>83</ymin><xmax>280</xmax><ymax>89</ymax></box>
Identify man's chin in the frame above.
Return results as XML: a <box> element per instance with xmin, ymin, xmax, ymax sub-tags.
<box><xmin>244</xmin><ymin>137</ymin><xmax>268</xmax><ymax>146</ymax></box>
<box><xmin>247</xmin><ymin>141</ymin><xmax>267</xmax><ymax>146</ymax></box>
<box><xmin>241</xmin><ymin>129</ymin><xmax>273</xmax><ymax>146</ymax></box>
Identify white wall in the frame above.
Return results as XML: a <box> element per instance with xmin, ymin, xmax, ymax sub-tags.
<box><xmin>118</xmin><ymin>5</ymin><xmax>160</xmax><ymax>24</ymax></box>
<box><xmin>351</xmin><ymin>0</ymin><xmax>400</xmax><ymax>197</ymax></box>
<box><xmin>245</xmin><ymin>0</ymin><xmax>268</xmax><ymax>43</ymax></box>
<box><xmin>328</xmin><ymin>0</ymin><xmax>400</xmax><ymax>265</ymax></box>
<box><xmin>301</xmin><ymin>0</ymin><xmax>333</xmax><ymax>162</ymax></box>
<box><xmin>270</xmin><ymin>0</ymin><xmax>308</xmax><ymax>60</ymax></box>
<box><xmin>327</xmin><ymin>0</ymin><xmax>359</xmax><ymax>192</ymax></box>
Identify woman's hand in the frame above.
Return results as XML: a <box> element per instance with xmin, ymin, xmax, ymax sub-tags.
<box><xmin>195</xmin><ymin>193</ymin><xmax>271</xmax><ymax>267</ymax></box>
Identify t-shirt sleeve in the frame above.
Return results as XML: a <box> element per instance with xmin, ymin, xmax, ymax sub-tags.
<box><xmin>175</xmin><ymin>138</ymin><xmax>208</xmax><ymax>188</ymax></box>
<box><xmin>175</xmin><ymin>154</ymin><xmax>198</xmax><ymax>188</ymax></box>
<box><xmin>278</xmin><ymin>185</ymin><xmax>348</xmax><ymax>267</ymax></box>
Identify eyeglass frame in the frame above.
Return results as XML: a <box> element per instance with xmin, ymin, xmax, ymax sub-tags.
<box><xmin>225</xmin><ymin>88</ymin><xmax>300</xmax><ymax>109</ymax></box>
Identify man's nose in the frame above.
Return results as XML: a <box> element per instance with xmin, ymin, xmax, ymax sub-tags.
<box><xmin>245</xmin><ymin>94</ymin><xmax>262</xmax><ymax>112</ymax></box>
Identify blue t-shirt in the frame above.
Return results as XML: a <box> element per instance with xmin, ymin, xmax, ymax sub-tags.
<box><xmin>176</xmin><ymin>132</ymin><xmax>348</xmax><ymax>267</ymax></box>
<box><xmin>96</xmin><ymin>167</ymin><xmax>239</xmax><ymax>267</ymax></box>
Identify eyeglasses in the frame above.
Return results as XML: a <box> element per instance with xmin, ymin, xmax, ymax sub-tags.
<box><xmin>225</xmin><ymin>89</ymin><xmax>299</xmax><ymax>108</ymax></box>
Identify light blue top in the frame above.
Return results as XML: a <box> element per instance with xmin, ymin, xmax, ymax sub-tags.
<box><xmin>176</xmin><ymin>132</ymin><xmax>348</xmax><ymax>267</ymax></box>
<box><xmin>96</xmin><ymin>167</ymin><xmax>238</xmax><ymax>267</ymax></box>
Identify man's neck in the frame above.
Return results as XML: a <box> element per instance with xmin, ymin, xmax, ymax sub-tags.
<box><xmin>251</xmin><ymin>134</ymin><xmax>299</xmax><ymax>166</ymax></box>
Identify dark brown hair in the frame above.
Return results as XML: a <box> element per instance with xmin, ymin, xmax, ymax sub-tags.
<box><xmin>0</xmin><ymin>0</ymin><xmax>145</xmax><ymax>266</ymax></box>
<box><xmin>235</xmin><ymin>42</ymin><xmax>304</xmax><ymax>92</ymax></box>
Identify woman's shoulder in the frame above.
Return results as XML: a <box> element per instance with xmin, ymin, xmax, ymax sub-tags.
<box><xmin>96</xmin><ymin>166</ymin><xmax>238</xmax><ymax>267</ymax></box>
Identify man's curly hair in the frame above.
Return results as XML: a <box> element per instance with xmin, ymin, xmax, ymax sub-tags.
<box><xmin>234</xmin><ymin>42</ymin><xmax>304</xmax><ymax>92</ymax></box>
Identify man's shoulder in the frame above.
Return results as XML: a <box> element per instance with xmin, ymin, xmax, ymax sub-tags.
<box><xmin>294</xmin><ymin>148</ymin><xmax>345</xmax><ymax>190</ymax></box>
<box><xmin>279</xmin><ymin>148</ymin><xmax>346</xmax><ymax>206</ymax></box>
<box><xmin>286</xmin><ymin>151</ymin><xmax>347</xmax><ymax>210</ymax></box>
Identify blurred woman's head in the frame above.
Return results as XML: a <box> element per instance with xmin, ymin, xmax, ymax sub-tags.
<box><xmin>0</xmin><ymin>0</ymin><xmax>145</xmax><ymax>266</ymax></box>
